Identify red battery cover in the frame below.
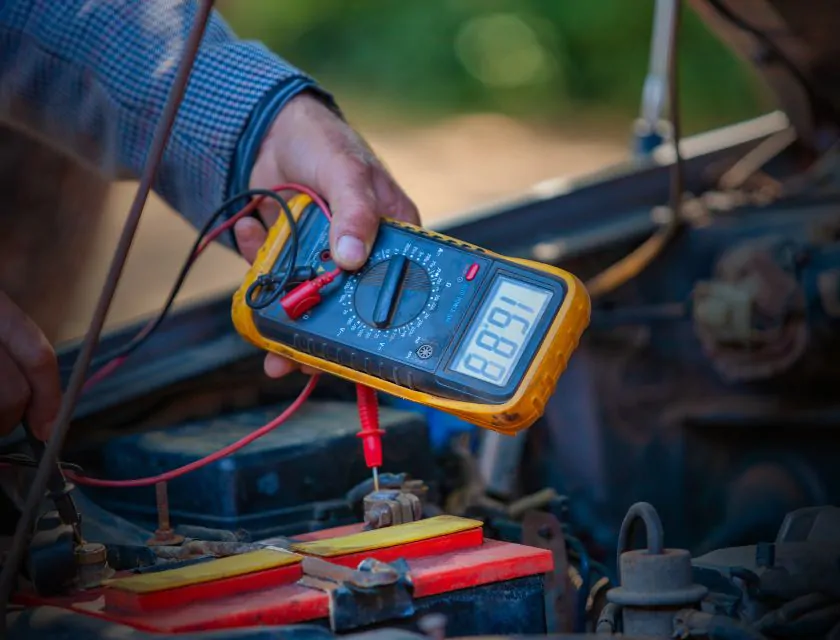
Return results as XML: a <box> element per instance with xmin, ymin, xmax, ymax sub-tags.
<box><xmin>15</xmin><ymin>515</ymin><xmax>553</xmax><ymax>634</ymax></box>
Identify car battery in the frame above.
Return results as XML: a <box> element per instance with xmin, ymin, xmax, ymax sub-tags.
<box><xmin>89</xmin><ymin>401</ymin><xmax>435</xmax><ymax>538</ymax></box>
<box><xmin>16</xmin><ymin>515</ymin><xmax>553</xmax><ymax>636</ymax></box>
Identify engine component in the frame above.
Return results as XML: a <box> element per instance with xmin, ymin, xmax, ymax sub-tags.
<box><xmin>363</xmin><ymin>489</ymin><xmax>423</xmax><ymax>529</ymax></box>
<box><xmin>172</xmin><ymin>524</ymin><xmax>250</xmax><ymax>543</ymax></box>
<box><xmin>777</xmin><ymin>504</ymin><xmax>840</xmax><ymax>542</ymax></box>
<box><xmin>23</xmin><ymin>512</ymin><xmax>116</xmax><ymax>595</ymax></box>
<box><xmin>400</xmin><ymin>479</ymin><xmax>429</xmax><ymax>506</ymax></box>
<box><xmin>521</xmin><ymin>510</ymin><xmax>576</xmax><ymax>634</ymax></box>
<box><xmin>690</xmin><ymin>504</ymin><xmax>840</xmax><ymax>638</ymax></box>
<box><xmin>74</xmin><ymin>542</ymin><xmax>114</xmax><ymax>589</ymax></box>
<box><xmin>16</xmin><ymin>515</ymin><xmax>552</xmax><ymax>637</ymax></box>
<box><xmin>23</xmin><ymin>424</ymin><xmax>83</xmax><ymax>546</ymax></box>
<box><xmin>150</xmin><ymin>540</ymin><xmax>266</xmax><ymax>560</ymax></box>
<box><xmin>146</xmin><ymin>481</ymin><xmax>184</xmax><ymax>547</ymax></box>
<box><xmin>692</xmin><ymin>237</ymin><xmax>808</xmax><ymax>382</ymax></box>
<box><xmin>299</xmin><ymin>556</ymin><xmax>415</xmax><ymax>632</ymax></box>
<box><xmin>606</xmin><ymin>502</ymin><xmax>707</xmax><ymax>636</ymax></box>
<box><xmin>24</xmin><ymin>511</ymin><xmax>77</xmax><ymax>597</ymax></box>
<box><xmin>673</xmin><ymin>609</ymin><xmax>767</xmax><ymax>640</ymax></box>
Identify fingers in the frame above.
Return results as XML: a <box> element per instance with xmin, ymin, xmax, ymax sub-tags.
<box><xmin>0</xmin><ymin>292</ymin><xmax>60</xmax><ymax>439</ymax></box>
<box><xmin>323</xmin><ymin>155</ymin><xmax>381</xmax><ymax>271</ymax></box>
<box><xmin>326</xmin><ymin>161</ymin><xmax>420</xmax><ymax>269</ymax></box>
<box><xmin>264</xmin><ymin>353</ymin><xmax>298</xmax><ymax>378</ymax></box>
<box><xmin>0</xmin><ymin>348</ymin><xmax>30</xmax><ymax>437</ymax></box>
<box><xmin>243</xmin><ymin>93</ymin><xmax>420</xmax><ymax>385</ymax></box>
<box><xmin>264</xmin><ymin>354</ymin><xmax>319</xmax><ymax>378</ymax></box>
<box><xmin>235</xmin><ymin>220</ymin><xmax>301</xmax><ymax>378</ymax></box>
<box><xmin>234</xmin><ymin>217</ymin><xmax>267</xmax><ymax>265</ymax></box>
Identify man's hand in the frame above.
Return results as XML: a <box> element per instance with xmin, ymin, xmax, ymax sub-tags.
<box><xmin>0</xmin><ymin>292</ymin><xmax>61</xmax><ymax>440</ymax></box>
<box><xmin>234</xmin><ymin>93</ymin><xmax>420</xmax><ymax>379</ymax></box>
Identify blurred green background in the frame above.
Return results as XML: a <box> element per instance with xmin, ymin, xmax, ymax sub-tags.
<box><xmin>218</xmin><ymin>0</ymin><xmax>770</xmax><ymax>135</ymax></box>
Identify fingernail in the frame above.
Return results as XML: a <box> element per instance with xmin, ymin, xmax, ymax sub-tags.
<box><xmin>336</xmin><ymin>235</ymin><xmax>367</xmax><ymax>269</ymax></box>
<box><xmin>236</xmin><ymin>217</ymin><xmax>258</xmax><ymax>238</ymax></box>
<box><xmin>264</xmin><ymin>355</ymin><xmax>295</xmax><ymax>378</ymax></box>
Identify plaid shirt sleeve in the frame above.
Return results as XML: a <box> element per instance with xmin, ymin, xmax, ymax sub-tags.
<box><xmin>0</xmin><ymin>0</ymin><xmax>332</xmax><ymax>246</ymax></box>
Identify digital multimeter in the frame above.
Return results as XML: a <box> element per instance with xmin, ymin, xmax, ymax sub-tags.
<box><xmin>232</xmin><ymin>195</ymin><xmax>590</xmax><ymax>434</ymax></box>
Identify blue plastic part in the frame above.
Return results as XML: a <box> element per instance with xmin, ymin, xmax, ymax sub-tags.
<box><xmin>387</xmin><ymin>398</ymin><xmax>476</xmax><ymax>450</ymax></box>
<box><xmin>634</xmin><ymin>130</ymin><xmax>664</xmax><ymax>157</ymax></box>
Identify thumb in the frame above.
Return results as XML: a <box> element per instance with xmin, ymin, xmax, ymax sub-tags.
<box><xmin>323</xmin><ymin>157</ymin><xmax>380</xmax><ymax>271</ymax></box>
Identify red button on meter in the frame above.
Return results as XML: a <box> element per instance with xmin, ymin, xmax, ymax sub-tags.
<box><xmin>465</xmin><ymin>264</ymin><xmax>480</xmax><ymax>281</ymax></box>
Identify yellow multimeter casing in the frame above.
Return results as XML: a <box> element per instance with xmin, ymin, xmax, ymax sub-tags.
<box><xmin>232</xmin><ymin>195</ymin><xmax>590</xmax><ymax>435</ymax></box>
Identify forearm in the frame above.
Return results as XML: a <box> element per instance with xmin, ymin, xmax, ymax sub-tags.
<box><xmin>0</xmin><ymin>1</ymin><xmax>329</xmax><ymax>244</ymax></box>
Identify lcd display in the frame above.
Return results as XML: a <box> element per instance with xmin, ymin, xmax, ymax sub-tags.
<box><xmin>451</xmin><ymin>276</ymin><xmax>551</xmax><ymax>387</ymax></box>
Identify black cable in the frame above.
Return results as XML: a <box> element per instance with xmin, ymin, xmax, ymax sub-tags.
<box><xmin>243</xmin><ymin>197</ymin><xmax>299</xmax><ymax>310</ymax></box>
<box><xmin>704</xmin><ymin>0</ymin><xmax>835</xmax><ymax>122</ymax></box>
<box><xmin>0</xmin><ymin>454</ymin><xmax>83</xmax><ymax>475</ymax></box>
<box><xmin>79</xmin><ymin>189</ymin><xmax>297</xmax><ymax>376</ymax></box>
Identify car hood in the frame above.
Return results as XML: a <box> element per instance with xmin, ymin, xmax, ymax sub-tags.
<box><xmin>691</xmin><ymin>0</ymin><xmax>840</xmax><ymax>144</ymax></box>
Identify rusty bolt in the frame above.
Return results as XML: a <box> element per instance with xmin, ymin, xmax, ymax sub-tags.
<box><xmin>147</xmin><ymin>481</ymin><xmax>185</xmax><ymax>547</ymax></box>
<box><xmin>75</xmin><ymin>542</ymin><xmax>114</xmax><ymax>589</ymax></box>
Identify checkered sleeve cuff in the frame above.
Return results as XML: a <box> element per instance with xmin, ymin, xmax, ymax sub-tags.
<box><xmin>158</xmin><ymin>38</ymin><xmax>328</xmax><ymax>247</ymax></box>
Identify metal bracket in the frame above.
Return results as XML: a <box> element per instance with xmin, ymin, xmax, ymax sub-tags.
<box><xmin>299</xmin><ymin>556</ymin><xmax>415</xmax><ymax>632</ymax></box>
<box><xmin>364</xmin><ymin>489</ymin><xmax>423</xmax><ymax>529</ymax></box>
<box><xmin>522</xmin><ymin>510</ymin><xmax>575</xmax><ymax>634</ymax></box>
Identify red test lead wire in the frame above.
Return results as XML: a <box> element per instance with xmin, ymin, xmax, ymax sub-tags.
<box><xmin>280</xmin><ymin>272</ymin><xmax>384</xmax><ymax>489</ymax></box>
<box><xmin>68</xmin><ymin>376</ymin><xmax>319</xmax><ymax>488</ymax></box>
<box><xmin>69</xmin><ymin>185</ymin><xmax>386</xmax><ymax>493</ymax></box>
<box><xmin>355</xmin><ymin>384</ymin><xmax>383</xmax><ymax>491</ymax></box>
<box><xmin>82</xmin><ymin>183</ymin><xmax>334</xmax><ymax>392</ymax></box>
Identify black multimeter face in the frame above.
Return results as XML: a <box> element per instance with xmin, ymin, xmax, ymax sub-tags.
<box><xmin>253</xmin><ymin>205</ymin><xmax>568</xmax><ymax>404</ymax></box>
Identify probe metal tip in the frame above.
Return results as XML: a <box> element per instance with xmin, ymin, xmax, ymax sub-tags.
<box><xmin>372</xmin><ymin>467</ymin><xmax>380</xmax><ymax>492</ymax></box>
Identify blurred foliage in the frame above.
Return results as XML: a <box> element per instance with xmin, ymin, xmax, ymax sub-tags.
<box><xmin>218</xmin><ymin>1</ymin><xmax>770</xmax><ymax>133</ymax></box>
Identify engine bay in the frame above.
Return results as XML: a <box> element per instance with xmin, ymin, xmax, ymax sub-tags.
<box><xmin>5</xmin><ymin>0</ymin><xmax>840</xmax><ymax>638</ymax></box>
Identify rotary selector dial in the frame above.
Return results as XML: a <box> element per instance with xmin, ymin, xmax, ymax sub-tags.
<box><xmin>354</xmin><ymin>256</ymin><xmax>432</xmax><ymax>329</ymax></box>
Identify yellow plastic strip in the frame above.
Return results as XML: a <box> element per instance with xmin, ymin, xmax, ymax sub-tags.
<box><xmin>291</xmin><ymin>515</ymin><xmax>483</xmax><ymax>558</ymax></box>
<box><xmin>105</xmin><ymin>548</ymin><xmax>302</xmax><ymax>594</ymax></box>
